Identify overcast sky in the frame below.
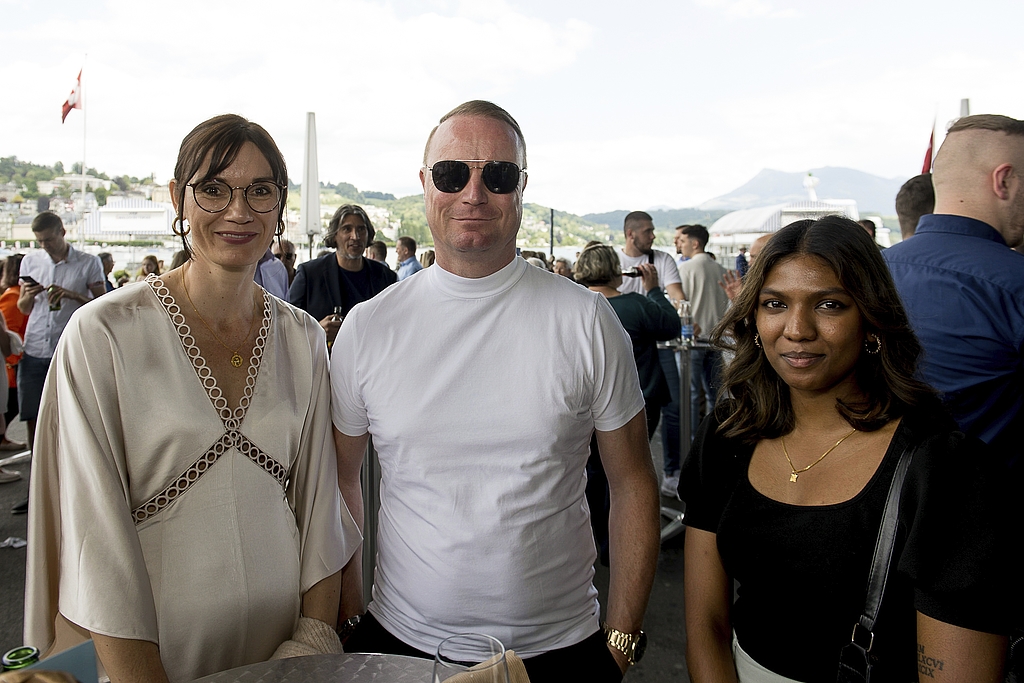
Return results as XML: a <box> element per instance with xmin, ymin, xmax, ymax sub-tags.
<box><xmin>2</xmin><ymin>0</ymin><xmax>1021</xmax><ymax>215</ymax></box>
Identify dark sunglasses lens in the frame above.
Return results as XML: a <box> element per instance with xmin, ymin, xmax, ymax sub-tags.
<box><xmin>482</xmin><ymin>162</ymin><xmax>521</xmax><ymax>194</ymax></box>
<box><xmin>431</xmin><ymin>161</ymin><xmax>470</xmax><ymax>193</ymax></box>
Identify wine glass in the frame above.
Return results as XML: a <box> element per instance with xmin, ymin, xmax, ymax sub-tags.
<box><xmin>432</xmin><ymin>633</ymin><xmax>510</xmax><ymax>683</ymax></box>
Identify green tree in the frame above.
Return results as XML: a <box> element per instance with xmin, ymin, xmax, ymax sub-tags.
<box><xmin>94</xmin><ymin>186</ymin><xmax>109</xmax><ymax>206</ymax></box>
<box><xmin>334</xmin><ymin>182</ymin><xmax>362</xmax><ymax>201</ymax></box>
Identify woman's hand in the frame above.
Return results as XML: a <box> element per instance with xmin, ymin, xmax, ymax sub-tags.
<box><xmin>719</xmin><ymin>271</ymin><xmax>743</xmax><ymax>301</ymax></box>
<box><xmin>637</xmin><ymin>263</ymin><xmax>660</xmax><ymax>293</ymax></box>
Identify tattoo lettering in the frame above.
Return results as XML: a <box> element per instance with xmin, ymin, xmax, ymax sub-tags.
<box><xmin>917</xmin><ymin>643</ymin><xmax>945</xmax><ymax>678</ymax></box>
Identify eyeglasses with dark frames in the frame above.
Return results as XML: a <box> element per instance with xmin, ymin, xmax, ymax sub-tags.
<box><xmin>188</xmin><ymin>179</ymin><xmax>285</xmax><ymax>214</ymax></box>
<box><xmin>423</xmin><ymin>160</ymin><xmax>526</xmax><ymax>195</ymax></box>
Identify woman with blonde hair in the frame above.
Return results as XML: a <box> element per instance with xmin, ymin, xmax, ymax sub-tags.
<box><xmin>133</xmin><ymin>254</ymin><xmax>160</xmax><ymax>281</ymax></box>
<box><xmin>575</xmin><ymin>243</ymin><xmax>679</xmax><ymax>566</ymax></box>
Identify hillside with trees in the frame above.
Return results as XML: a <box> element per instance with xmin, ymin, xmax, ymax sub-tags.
<box><xmin>286</xmin><ymin>183</ymin><xmax>625</xmax><ymax>248</ymax></box>
<box><xmin>1</xmin><ymin>156</ymin><xmax>153</xmax><ymax>206</ymax></box>
<box><xmin>6</xmin><ymin>155</ymin><xmax>689</xmax><ymax>249</ymax></box>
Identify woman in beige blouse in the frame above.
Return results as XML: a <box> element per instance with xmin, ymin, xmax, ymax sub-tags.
<box><xmin>26</xmin><ymin>114</ymin><xmax>360</xmax><ymax>682</ymax></box>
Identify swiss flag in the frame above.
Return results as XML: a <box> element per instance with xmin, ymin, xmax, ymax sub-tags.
<box><xmin>61</xmin><ymin>70</ymin><xmax>82</xmax><ymax>123</ymax></box>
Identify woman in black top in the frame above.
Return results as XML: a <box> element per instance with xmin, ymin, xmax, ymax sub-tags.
<box><xmin>680</xmin><ymin>217</ymin><xmax>1011</xmax><ymax>681</ymax></box>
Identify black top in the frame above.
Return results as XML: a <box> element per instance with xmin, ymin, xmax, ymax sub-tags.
<box><xmin>680</xmin><ymin>404</ymin><xmax>1013</xmax><ymax>681</ymax></box>
<box><xmin>338</xmin><ymin>264</ymin><xmax>374</xmax><ymax>311</ymax></box>
<box><xmin>288</xmin><ymin>253</ymin><xmax>397</xmax><ymax>321</ymax></box>
<box><xmin>605</xmin><ymin>288</ymin><xmax>680</xmax><ymax>408</ymax></box>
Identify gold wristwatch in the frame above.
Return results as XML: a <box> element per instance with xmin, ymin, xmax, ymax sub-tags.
<box><xmin>602</xmin><ymin>622</ymin><xmax>648</xmax><ymax>665</ymax></box>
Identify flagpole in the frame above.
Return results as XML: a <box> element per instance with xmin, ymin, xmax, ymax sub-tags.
<box><xmin>79</xmin><ymin>56</ymin><xmax>87</xmax><ymax>248</ymax></box>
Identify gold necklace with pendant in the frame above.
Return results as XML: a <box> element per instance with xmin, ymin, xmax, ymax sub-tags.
<box><xmin>181</xmin><ymin>268</ymin><xmax>260</xmax><ymax>368</ymax></box>
<box><xmin>781</xmin><ymin>428</ymin><xmax>857</xmax><ymax>483</ymax></box>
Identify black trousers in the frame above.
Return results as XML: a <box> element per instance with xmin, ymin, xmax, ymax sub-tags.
<box><xmin>345</xmin><ymin>612</ymin><xmax>624</xmax><ymax>683</ymax></box>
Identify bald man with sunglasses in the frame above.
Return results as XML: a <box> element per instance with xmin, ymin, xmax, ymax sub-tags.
<box><xmin>330</xmin><ymin>101</ymin><xmax>659</xmax><ymax>682</ymax></box>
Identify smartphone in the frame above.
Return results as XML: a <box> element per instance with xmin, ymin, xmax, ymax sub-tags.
<box><xmin>19</xmin><ymin>276</ymin><xmax>39</xmax><ymax>287</ymax></box>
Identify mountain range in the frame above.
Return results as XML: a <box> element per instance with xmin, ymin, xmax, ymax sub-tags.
<box><xmin>696</xmin><ymin>167</ymin><xmax>907</xmax><ymax>215</ymax></box>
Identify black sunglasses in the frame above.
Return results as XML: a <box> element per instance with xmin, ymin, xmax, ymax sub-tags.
<box><xmin>425</xmin><ymin>160</ymin><xmax>525</xmax><ymax>194</ymax></box>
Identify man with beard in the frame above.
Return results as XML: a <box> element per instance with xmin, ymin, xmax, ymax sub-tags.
<box><xmin>617</xmin><ymin>212</ymin><xmax>684</xmax><ymax>497</ymax></box>
<box><xmin>288</xmin><ymin>204</ymin><xmax>397</xmax><ymax>345</ymax></box>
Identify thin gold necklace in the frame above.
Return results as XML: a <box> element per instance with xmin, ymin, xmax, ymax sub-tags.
<box><xmin>181</xmin><ymin>268</ymin><xmax>260</xmax><ymax>368</ymax></box>
<box><xmin>781</xmin><ymin>428</ymin><xmax>857</xmax><ymax>483</ymax></box>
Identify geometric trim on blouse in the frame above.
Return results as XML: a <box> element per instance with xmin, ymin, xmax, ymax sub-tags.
<box><xmin>132</xmin><ymin>276</ymin><xmax>283</xmax><ymax>525</ymax></box>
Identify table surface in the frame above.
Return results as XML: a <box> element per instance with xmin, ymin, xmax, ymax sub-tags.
<box><xmin>193</xmin><ymin>653</ymin><xmax>434</xmax><ymax>682</ymax></box>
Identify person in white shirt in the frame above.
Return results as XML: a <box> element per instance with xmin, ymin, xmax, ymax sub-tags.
<box><xmin>332</xmin><ymin>100</ymin><xmax>659</xmax><ymax>683</ymax></box>
<box><xmin>17</xmin><ymin>212</ymin><xmax>105</xmax><ymax>447</ymax></box>
<box><xmin>616</xmin><ymin>212</ymin><xmax>685</xmax><ymax>496</ymax></box>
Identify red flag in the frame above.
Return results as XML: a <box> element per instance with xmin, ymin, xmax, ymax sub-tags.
<box><xmin>921</xmin><ymin>123</ymin><xmax>934</xmax><ymax>174</ymax></box>
<box><xmin>61</xmin><ymin>70</ymin><xmax>82</xmax><ymax>123</ymax></box>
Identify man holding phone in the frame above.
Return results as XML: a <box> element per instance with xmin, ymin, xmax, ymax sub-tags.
<box><xmin>15</xmin><ymin>212</ymin><xmax>104</xmax><ymax>466</ymax></box>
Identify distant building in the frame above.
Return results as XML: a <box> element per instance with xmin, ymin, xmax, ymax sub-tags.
<box><xmin>707</xmin><ymin>200</ymin><xmax>860</xmax><ymax>263</ymax></box>
<box><xmin>150</xmin><ymin>185</ymin><xmax>171</xmax><ymax>203</ymax></box>
<box><xmin>80</xmin><ymin>198</ymin><xmax>175</xmax><ymax>238</ymax></box>
<box><xmin>36</xmin><ymin>174</ymin><xmax>112</xmax><ymax>194</ymax></box>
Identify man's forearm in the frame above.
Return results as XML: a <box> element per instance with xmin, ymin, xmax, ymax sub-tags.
<box><xmin>334</xmin><ymin>429</ymin><xmax>369</xmax><ymax>617</ymax></box>
<box><xmin>340</xmin><ymin>549</ymin><xmax>364</xmax><ymax>619</ymax></box>
<box><xmin>597</xmin><ymin>411</ymin><xmax>661</xmax><ymax>635</ymax></box>
<box><xmin>605</xmin><ymin>467</ymin><xmax>660</xmax><ymax>632</ymax></box>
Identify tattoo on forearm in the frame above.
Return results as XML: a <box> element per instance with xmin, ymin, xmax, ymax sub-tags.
<box><xmin>917</xmin><ymin>643</ymin><xmax>945</xmax><ymax>678</ymax></box>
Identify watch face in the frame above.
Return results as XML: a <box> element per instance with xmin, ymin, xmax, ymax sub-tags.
<box><xmin>633</xmin><ymin>631</ymin><xmax>648</xmax><ymax>663</ymax></box>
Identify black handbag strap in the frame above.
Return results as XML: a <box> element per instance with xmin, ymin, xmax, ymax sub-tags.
<box><xmin>852</xmin><ymin>444</ymin><xmax>916</xmax><ymax>647</ymax></box>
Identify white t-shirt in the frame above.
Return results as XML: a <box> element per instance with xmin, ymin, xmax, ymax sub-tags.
<box><xmin>616</xmin><ymin>248</ymin><xmax>681</xmax><ymax>296</ymax></box>
<box><xmin>331</xmin><ymin>257</ymin><xmax>644</xmax><ymax>658</ymax></box>
<box><xmin>20</xmin><ymin>246</ymin><xmax>104</xmax><ymax>358</ymax></box>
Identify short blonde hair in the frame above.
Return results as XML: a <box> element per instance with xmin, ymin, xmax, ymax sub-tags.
<box><xmin>573</xmin><ymin>244</ymin><xmax>620</xmax><ymax>286</ymax></box>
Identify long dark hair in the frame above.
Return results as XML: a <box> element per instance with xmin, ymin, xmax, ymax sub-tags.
<box><xmin>1</xmin><ymin>254</ymin><xmax>24</xmax><ymax>290</ymax></box>
<box><xmin>172</xmin><ymin>114</ymin><xmax>288</xmax><ymax>259</ymax></box>
<box><xmin>712</xmin><ymin>216</ymin><xmax>937</xmax><ymax>443</ymax></box>
<box><xmin>324</xmin><ymin>204</ymin><xmax>375</xmax><ymax>249</ymax></box>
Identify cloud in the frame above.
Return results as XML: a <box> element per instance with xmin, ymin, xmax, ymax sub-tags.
<box><xmin>0</xmin><ymin>0</ymin><xmax>594</xmax><ymax>191</ymax></box>
<box><xmin>693</xmin><ymin>0</ymin><xmax>800</xmax><ymax>19</ymax></box>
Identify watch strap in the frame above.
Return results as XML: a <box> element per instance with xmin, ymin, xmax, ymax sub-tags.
<box><xmin>602</xmin><ymin>622</ymin><xmax>642</xmax><ymax>664</ymax></box>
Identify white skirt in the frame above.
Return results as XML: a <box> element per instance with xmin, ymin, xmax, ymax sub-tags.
<box><xmin>732</xmin><ymin>633</ymin><xmax>805</xmax><ymax>683</ymax></box>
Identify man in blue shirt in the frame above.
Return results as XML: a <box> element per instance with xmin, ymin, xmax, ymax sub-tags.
<box><xmin>395</xmin><ymin>236</ymin><xmax>423</xmax><ymax>281</ymax></box>
<box><xmin>883</xmin><ymin>114</ymin><xmax>1024</xmax><ymax>473</ymax></box>
<box><xmin>734</xmin><ymin>247</ymin><xmax>748</xmax><ymax>278</ymax></box>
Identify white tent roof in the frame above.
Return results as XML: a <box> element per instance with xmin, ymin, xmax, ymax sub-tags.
<box><xmin>709</xmin><ymin>200</ymin><xmax>859</xmax><ymax>236</ymax></box>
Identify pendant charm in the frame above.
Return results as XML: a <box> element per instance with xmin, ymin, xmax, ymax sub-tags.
<box><xmin>231</xmin><ymin>353</ymin><xmax>243</xmax><ymax>368</ymax></box>
<box><xmin>789</xmin><ymin>472</ymin><xmax>798</xmax><ymax>483</ymax></box>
